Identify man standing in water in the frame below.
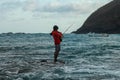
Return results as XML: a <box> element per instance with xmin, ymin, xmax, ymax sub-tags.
<box><xmin>50</xmin><ymin>25</ymin><xmax>63</xmax><ymax>63</ymax></box>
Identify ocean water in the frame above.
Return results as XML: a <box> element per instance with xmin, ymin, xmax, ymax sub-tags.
<box><xmin>0</xmin><ymin>33</ymin><xmax>120</xmax><ymax>80</ymax></box>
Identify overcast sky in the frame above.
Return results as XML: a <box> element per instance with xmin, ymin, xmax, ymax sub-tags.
<box><xmin>0</xmin><ymin>0</ymin><xmax>112</xmax><ymax>33</ymax></box>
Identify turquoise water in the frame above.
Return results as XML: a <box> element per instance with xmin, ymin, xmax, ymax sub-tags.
<box><xmin>0</xmin><ymin>33</ymin><xmax>120</xmax><ymax>80</ymax></box>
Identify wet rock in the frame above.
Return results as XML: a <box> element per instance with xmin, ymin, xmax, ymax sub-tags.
<box><xmin>18</xmin><ymin>68</ymin><xmax>32</xmax><ymax>73</ymax></box>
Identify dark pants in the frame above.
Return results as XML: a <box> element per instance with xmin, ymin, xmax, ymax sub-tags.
<box><xmin>54</xmin><ymin>44</ymin><xmax>60</xmax><ymax>62</ymax></box>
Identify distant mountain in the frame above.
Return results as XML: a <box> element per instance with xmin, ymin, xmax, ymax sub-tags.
<box><xmin>74</xmin><ymin>0</ymin><xmax>120</xmax><ymax>34</ymax></box>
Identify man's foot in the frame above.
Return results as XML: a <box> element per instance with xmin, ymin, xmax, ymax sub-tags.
<box><xmin>54</xmin><ymin>59</ymin><xmax>57</xmax><ymax>63</ymax></box>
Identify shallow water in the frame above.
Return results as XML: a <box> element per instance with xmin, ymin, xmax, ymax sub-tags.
<box><xmin>0</xmin><ymin>33</ymin><xmax>120</xmax><ymax>80</ymax></box>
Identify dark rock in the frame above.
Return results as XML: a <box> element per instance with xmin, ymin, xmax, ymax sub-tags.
<box><xmin>74</xmin><ymin>0</ymin><xmax>120</xmax><ymax>34</ymax></box>
<box><xmin>18</xmin><ymin>68</ymin><xmax>31</xmax><ymax>73</ymax></box>
<box><xmin>41</xmin><ymin>59</ymin><xmax>47</xmax><ymax>62</ymax></box>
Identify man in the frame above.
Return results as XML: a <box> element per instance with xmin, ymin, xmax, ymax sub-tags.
<box><xmin>50</xmin><ymin>25</ymin><xmax>63</xmax><ymax>63</ymax></box>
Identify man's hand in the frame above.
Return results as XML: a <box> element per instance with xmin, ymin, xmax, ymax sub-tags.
<box><xmin>50</xmin><ymin>33</ymin><xmax>52</xmax><ymax>35</ymax></box>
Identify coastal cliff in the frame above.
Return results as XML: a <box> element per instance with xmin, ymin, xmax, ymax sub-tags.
<box><xmin>74</xmin><ymin>0</ymin><xmax>120</xmax><ymax>34</ymax></box>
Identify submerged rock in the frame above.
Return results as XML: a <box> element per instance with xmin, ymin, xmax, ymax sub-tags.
<box><xmin>74</xmin><ymin>0</ymin><xmax>120</xmax><ymax>34</ymax></box>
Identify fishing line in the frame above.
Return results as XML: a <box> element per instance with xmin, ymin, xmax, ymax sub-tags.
<box><xmin>63</xmin><ymin>23</ymin><xmax>74</xmax><ymax>34</ymax></box>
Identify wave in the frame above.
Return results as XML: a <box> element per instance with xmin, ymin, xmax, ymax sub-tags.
<box><xmin>0</xmin><ymin>34</ymin><xmax>120</xmax><ymax>80</ymax></box>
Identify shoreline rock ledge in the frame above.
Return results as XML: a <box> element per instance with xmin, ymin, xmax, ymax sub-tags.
<box><xmin>73</xmin><ymin>0</ymin><xmax>120</xmax><ymax>34</ymax></box>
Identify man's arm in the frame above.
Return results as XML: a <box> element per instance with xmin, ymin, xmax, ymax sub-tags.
<box><xmin>50</xmin><ymin>33</ymin><xmax>52</xmax><ymax>35</ymax></box>
<box><xmin>58</xmin><ymin>32</ymin><xmax>63</xmax><ymax>42</ymax></box>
